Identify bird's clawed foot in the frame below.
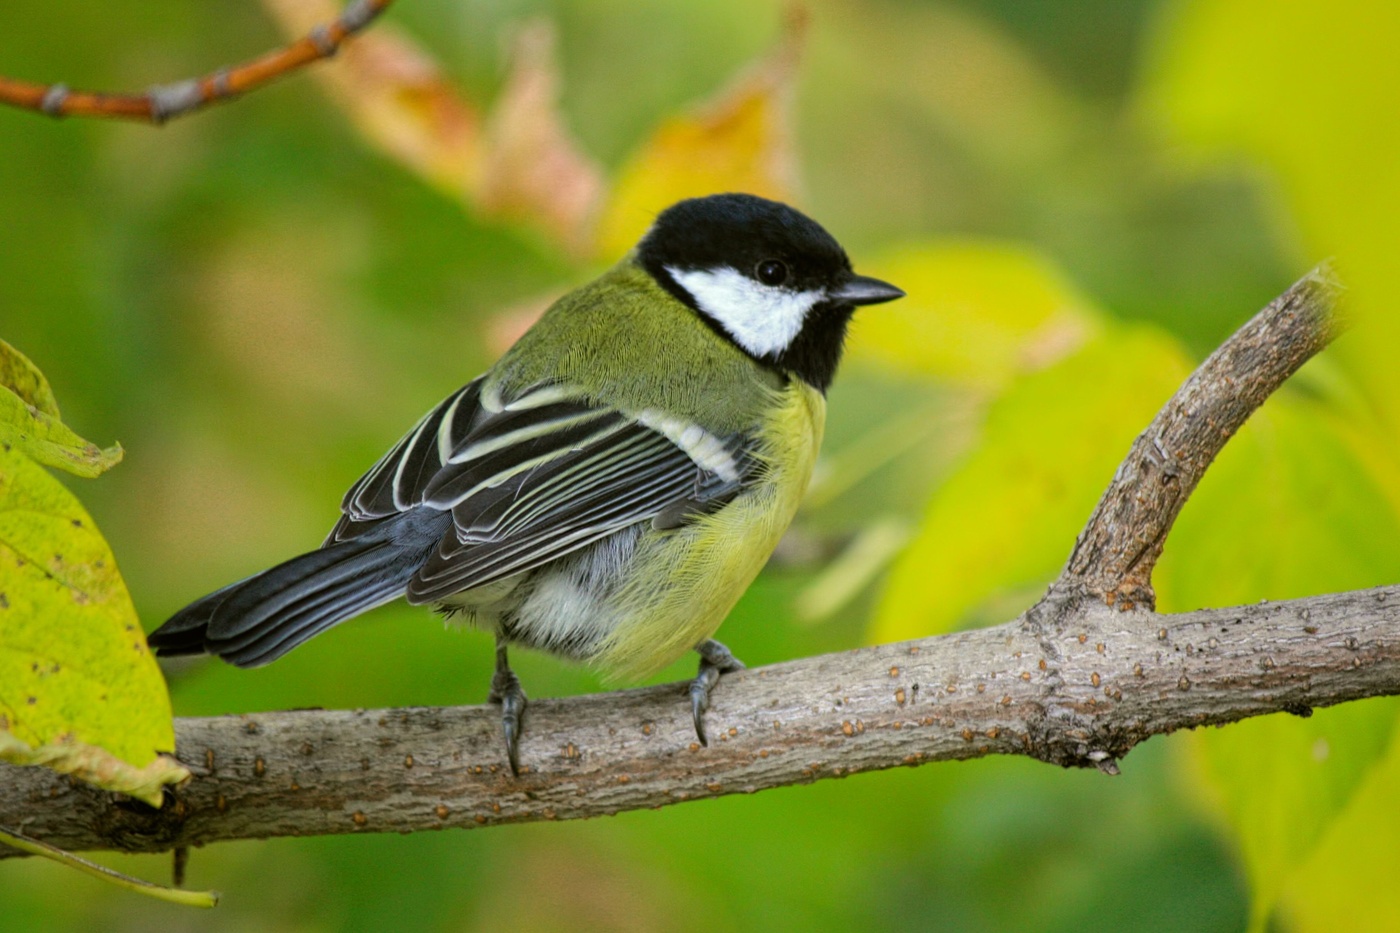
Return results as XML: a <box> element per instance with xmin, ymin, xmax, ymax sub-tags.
<box><xmin>489</xmin><ymin>640</ymin><xmax>528</xmax><ymax>775</ymax></box>
<box><xmin>690</xmin><ymin>638</ymin><xmax>745</xmax><ymax>746</ymax></box>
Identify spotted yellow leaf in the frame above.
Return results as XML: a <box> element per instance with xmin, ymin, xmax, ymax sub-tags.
<box><xmin>0</xmin><ymin>347</ymin><xmax>181</xmax><ymax>805</ymax></box>
<box><xmin>0</xmin><ymin>340</ymin><xmax>120</xmax><ymax>478</ymax></box>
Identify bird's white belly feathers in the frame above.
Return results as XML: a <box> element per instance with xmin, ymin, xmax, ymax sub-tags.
<box><xmin>436</xmin><ymin>525</ymin><xmax>637</xmax><ymax>655</ymax></box>
<box><xmin>505</xmin><ymin>526</ymin><xmax>642</xmax><ymax>657</ymax></box>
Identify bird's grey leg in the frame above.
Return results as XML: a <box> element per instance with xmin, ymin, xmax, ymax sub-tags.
<box><xmin>690</xmin><ymin>638</ymin><xmax>745</xmax><ymax>746</ymax></box>
<box><xmin>487</xmin><ymin>637</ymin><xmax>527</xmax><ymax>775</ymax></box>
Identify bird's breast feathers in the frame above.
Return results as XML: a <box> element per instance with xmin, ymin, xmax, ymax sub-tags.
<box><xmin>586</xmin><ymin>378</ymin><xmax>826</xmax><ymax>680</ymax></box>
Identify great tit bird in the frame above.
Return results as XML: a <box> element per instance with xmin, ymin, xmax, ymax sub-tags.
<box><xmin>148</xmin><ymin>193</ymin><xmax>904</xmax><ymax>772</ymax></box>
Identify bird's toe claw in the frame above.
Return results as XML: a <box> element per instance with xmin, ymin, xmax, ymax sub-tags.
<box><xmin>689</xmin><ymin>639</ymin><xmax>745</xmax><ymax>747</ymax></box>
<box><xmin>490</xmin><ymin>669</ymin><xmax>527</xmax><ymax>776</ymax></box>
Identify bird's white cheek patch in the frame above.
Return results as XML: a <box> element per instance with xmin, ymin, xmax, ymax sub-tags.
<box><xmin>667</xmin><ymin>266</ymin><xmax>823</xmax><ymax>358</ymax></box>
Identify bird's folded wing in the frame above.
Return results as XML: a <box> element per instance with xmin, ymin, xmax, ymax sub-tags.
<box><xmin>330</xmin><ymin>379</ymin><xmax>755</xmax><ymax>603</ymax></box>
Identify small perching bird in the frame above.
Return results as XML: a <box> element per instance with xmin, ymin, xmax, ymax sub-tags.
<box><xmin>149</xmin><ymin>193</ymin><xmax>905</xmax><ymax>772</ymax></box>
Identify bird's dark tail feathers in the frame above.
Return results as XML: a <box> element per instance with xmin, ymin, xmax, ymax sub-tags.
<box><xmin>148</xmin><ymin>534</ymin><xmax>430</xmax><ymax>668</ymax></box>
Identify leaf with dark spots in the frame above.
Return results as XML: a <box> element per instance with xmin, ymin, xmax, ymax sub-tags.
<box><xmin>0</xmin><ymin>342</ymin><xmax>181</xmax><ymax>804</ymax></box>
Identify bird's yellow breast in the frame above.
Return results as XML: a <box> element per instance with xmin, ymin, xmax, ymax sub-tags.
<box><xmin>590</xmin><ymin>379</ymin><xmax>826</xmax><ymax>680</ymax></box>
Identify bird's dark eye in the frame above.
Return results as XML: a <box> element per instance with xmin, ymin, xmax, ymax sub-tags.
<box><xmin>755</xmin><ymin>260</ymin><xmax>789</xmax><ymax>286</ymax></box>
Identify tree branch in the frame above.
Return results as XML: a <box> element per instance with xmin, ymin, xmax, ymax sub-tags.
<box><xmin>1057</xmin><ymin>264</ymin><xmax>1346</xmax><ymax>610</ymax></box>
<box><xmin>0</xmin><ymin>0</ymin><xmax>393</xmax><ymax>124</ymax></box>
<box><xmin>3</xmin><ymin>263</ymin><xmax>1376</xmax><ymax>859</ymax></box>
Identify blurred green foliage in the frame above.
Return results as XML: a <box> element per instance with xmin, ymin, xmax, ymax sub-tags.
<box><xmin>2</xmin><ymin>0</ymin><xmax>1397</xmax><ymax>929</ymax></box>
<box><xmin>873</xmin><ymin>320</ymin><xmax>1191</xmax><ymax>640</ymax></box>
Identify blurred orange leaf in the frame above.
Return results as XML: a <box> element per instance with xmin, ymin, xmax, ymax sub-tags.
<box><xmin>263</xmin><ymin>2</ymin><xmax>807</xmax><ymax>260</ymax></box>
<box><xmin>476</xmin><ymin>21</ymin><xmax>606</xmax><ymax>255</ymax></box>
<box><xmin>261</xmin><ymin>1</ymin><xmax>603</xmax><ymax>252</ymax></box>
<box><xmin>262</xmin><ymin>0</ymin><xmax>483</xmax><ymax>196</ymax></box>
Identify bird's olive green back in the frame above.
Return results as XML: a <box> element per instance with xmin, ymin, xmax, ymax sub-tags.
<box><xmin>488</xmin><ymin>259</ymin><xmax>786</xmax><ymax>434</ymax></box>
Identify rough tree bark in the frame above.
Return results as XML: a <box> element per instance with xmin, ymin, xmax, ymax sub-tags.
<box><xmin>4</xmin><ymin>264</ymin><xmax>1380</xmax><ymax>860</ymax></box>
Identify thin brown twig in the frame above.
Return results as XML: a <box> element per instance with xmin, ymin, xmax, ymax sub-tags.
<box><xmin>0</xmin><ymin>0</ymin><xmax>394</xmax><ymax>124</ymax></box>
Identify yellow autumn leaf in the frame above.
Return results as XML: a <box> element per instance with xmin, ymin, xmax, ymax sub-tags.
<box><xmin>0</xmin><ymin>344</ymin><xmax>184</xmax><ymax>806</ymax></box>
<box><xmin>260</xmin><ymin>1</ymin><xmax>603</xmax><ymax>253</ymax></box>
<box><xmin>1142</xmin><ymin>0</ymin><xmax>1400</xmax><ymax>453</ymax></box>
<box><xmin>1184</xmin><ymin>700</ymin><xmax>1399</xmax><ymax>933</ymax></box>
<box><xmin>1155</xmin><ymin>390</ymin><xmax>1400</xmax><ymax>931</ymax></box>
<box><xmin>0</xmin><ymin>340</ymin><xmax>121</xmax><ymax>478</ymax></box>
<box><xmin>592</xmin><ymin>10</ymin><xmax>807</xmax><ymax>260</ymax></box>
<box><xmin>0</xmin><ymin>338</ymin><xmax>59</xmax><ymax>416</ymax></box>
<box><xmin>0</xmin><ymin>444</ymin><xmax>183</xmax><ymax>805</ymax></box>
<box><xmin>0</xmin><ymin>389</ymin><xmax>122</xmax><ymax>479</ymax></box>
<box><xmin>1143</xmin><ymin>4</ymin><xmax>1400</xmax><ymax>926</ymax></box>
<box><xmin>262</xmin><ymin>0</ymin><xmax>483</xmax><ymax>195</ymax></box>
<box><xmin>0</xmin><ymin>733</ymin><xmax>186</xmax><ymax>809</ymax></box>
<box><xmin>1280</xmin><ymin>714</ymin><xmax>1400</xmax><ymax>932</ymax></box>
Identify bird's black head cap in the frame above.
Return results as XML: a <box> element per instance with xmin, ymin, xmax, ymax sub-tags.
<box><xmin>637</xmin><ymin>193</ymin><xmax>904</xmax><ymax>392</ymax></box>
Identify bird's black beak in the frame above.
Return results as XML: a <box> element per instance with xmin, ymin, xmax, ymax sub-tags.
<box><xmin>829</xmin><ymin>274</ymin><xmax>906</xmax><ymax>306</ymax></box>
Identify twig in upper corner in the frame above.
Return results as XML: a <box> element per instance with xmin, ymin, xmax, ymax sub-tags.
<box><xmin>0</xmin><ymin>0</ymin><xmax>394</xmax><ymax>124</ymax></box>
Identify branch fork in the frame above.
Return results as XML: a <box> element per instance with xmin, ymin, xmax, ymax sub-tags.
<box><xmin>5</xmin><ymin>263</ymin><xmax>1380</xmax><ymax>859</ymax></box>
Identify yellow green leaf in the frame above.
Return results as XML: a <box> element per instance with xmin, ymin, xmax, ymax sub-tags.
<box><xmin>0</xmin><ymin>338</ymin><xmax>60</xmax><ymax>416</ymax></box>
<box><xmin>0</xmin><ymin>443</ymin><xmax>180</xmax><ymax>804</ymax></box>
<box><xmin>1156</xmin><ymin>392</ymin><xmax>1400</xmax><ymax>930</ymax></box>
<box><xmin>1279</xmin><ymin>715</ymin><xmax>1400</xmax><ymax>932</ymax></box>
<box><xmin>851</xmin><ymin>241</ymin><xmax>1102</xmax><ymax>390</ymax></box>
<box><xmin>0</xmin><ymin>338</ymin><xmax>121</xmax><ymax>478</ymax></box>
<box><xmin>0</xmin><ymin>387</ymin><xmax>122</xmax><ymax>479</ymax></box>
<box><xmin>0</xmin><ymin>734</ymin><xmax>187</xmax><ymax>810</ymax></box>
<box><xmin>1141</xmin><ymin>0</ymin><xmax>1400</xmax><ymax>459</ymax></box>
<box><xmin>1184</xmin><ymin>701</ymin><xmax>1398</xmax><ymax>933</ymax></box>
<box><xmin>593</xmin><ymin>11</ymin><xmax>806</xmax><ymax>260</ymax></box>
<box><xmin>871</xmin><ymin>325</ymin><xmax>1191</xmax><ymax>641</ymax></box>
<box><xmin>1144</xmin><ymin>5</ymin><xmax>1400</xmax><ymax>921</ymax></box>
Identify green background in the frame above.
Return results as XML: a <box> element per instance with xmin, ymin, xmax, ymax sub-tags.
<box><xmin>3</xmin><ymin>0</ymin><xmax>1391</xmax><ymax>929</ymax></box>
